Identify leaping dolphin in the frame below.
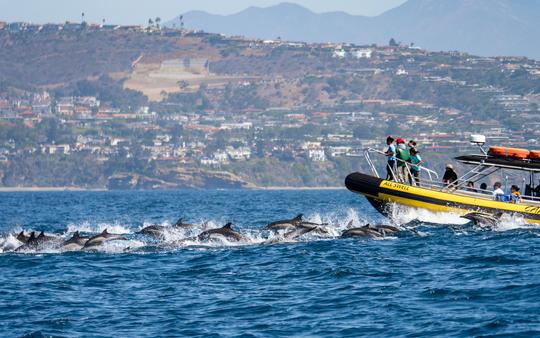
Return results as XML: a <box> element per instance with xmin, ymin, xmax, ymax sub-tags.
<box><xmin>197</xmin><ymin>223</ymin><xmax>246</xmax><ymax>242</ymax></box>
<box><xmin>264</xmin><ymin>214</ymin><xmax>304</xmax><ymax>231</ymax></box>
<box><xmin>62</xmin><ymin>231</ymin><xmax>90</xmax><ymax>251</ymax></box>
<box><xmin>83</xmin><ymin>229</ymin><xmax>127</xmax><ymax>248</ymax></box>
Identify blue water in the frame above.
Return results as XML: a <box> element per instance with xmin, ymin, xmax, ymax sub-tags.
<box><xmin>1</xmin><ymin>190</ymin><xmax>540</xmax><ymax>337</ymax></box>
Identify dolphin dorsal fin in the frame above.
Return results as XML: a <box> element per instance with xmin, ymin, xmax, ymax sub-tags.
<box><xmin>102</xmin><ymin>229</ymin><xmax>108</xmax><ymax>235</ymax></box>
<box><xmin>346</xmin><ymin>220</ymin><xmax>353</xmax><ymax>228</ymax></box>
<box><xmin>28</xmin><ymin>232</ymin><xmax>35</xmax><ymax>240</ymax></box>
<box><xmin>223</xmin><ymin>223</ymin><xmax>232</xmax><ymax>229</ymax></box>
<box><xmin>294</xmin><ymin>214</ymin><xmax>303</xmax><ymax>221</ymax></box>
<box><xmin>38</xmin><ymin>231</ymin><xmax>45</xmax><ymax>238</ymax></box>
<box><xmin>73</xmin><ymin>231</ymin><xmax>80</xmax><ymax>238</ymax></box>
<box><xmin>18</xmin><ymin>231</ymin><xmax>25</xmax><ymax>236</ymax></box>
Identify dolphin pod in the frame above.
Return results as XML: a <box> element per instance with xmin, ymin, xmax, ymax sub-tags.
<box><xmin>5</xmin><ymin>214</ymin><xmax>412</xmax><ymax>253</ymax></box>
<box><xmin>10</xmin><ymin>229</ymin><xmax>126</xmax><ymax>252</ymax></box>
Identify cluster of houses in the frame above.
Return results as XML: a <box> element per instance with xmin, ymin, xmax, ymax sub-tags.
<box><xmin>1</xmin><ymin>89</ymin><xmax>539</xmax><ymax>170</ymax></box>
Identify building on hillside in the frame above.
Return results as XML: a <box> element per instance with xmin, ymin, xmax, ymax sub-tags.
<box><xmin>308</xmin><ymin>148</ymin><xmax>326</xmax><ymax>162</ymax></box>
<box><xmin>332</xmin><ymin>49</ymin><xmax>346</xmax><ymax>59</ymax></box>
<box><xmin>42</xmin><ymin>144</ymin><xmax>71</xmax><ymax>155</ymax></box>
<box><xmin>352</xmin><ymin>49</ymin><xmax>373</xmax><ymax>59</ymax></box>
<box><xmin>226</xmin><ymin>146</ymin><xmax>251</xmax><ymax>161</ymax></box>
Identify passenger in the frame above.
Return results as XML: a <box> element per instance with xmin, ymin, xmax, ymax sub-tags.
<box><xmin>493</xmin><ymin>182</ymin><xmax>505</xmax><ymax>201</ymax></box>
<box><xmin>466</xmin><ymin>181</ymin><xmax>476</xmax><ymax>192</ymax></box>
<box><xmin>480</xmin><ymin>183</ymin><xmax>488</xmax><ymax>192</ymax></box>
<box><xmin>408</xmin><ymin>140</ymin><xmax>417</xmax><ymax>149</ymax></box>
<box><xmin>385</xmin><ymin>136</ymin><xmax>396</xmax><ymax>181</ymax></box>
<box><xmin>442</xmin><ymin>164</ymin><xmax>458</xmax><ymax>187</ymax></box>
<box><xmin>395</xmin><ymin>138</ymin><xmax>410</xmax><ymax>183</ymax></box>
<box><xmin>409</xmin><ymin>147</ymin><xmax>423</xmax><ymax>186</ymax></box>
<box><xmin>510</xmin><ymin>185</ymin><xmax>521</xmax><ymax>204</ymax></box>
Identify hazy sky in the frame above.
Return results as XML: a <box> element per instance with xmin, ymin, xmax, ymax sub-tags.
<box><xmin>0</xmin><ymin>0</ymin><xmax>407</xmax><ymax>25</ymax></box>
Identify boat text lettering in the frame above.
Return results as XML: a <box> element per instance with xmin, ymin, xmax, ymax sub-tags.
<box><xmin>382</xmin><ymin>181</ymin><xmax>411</xmax><ymax>192</ymax></box>
<box><xmin>524</xmin><ymin>206</ymin><xmax>540</xmax><ymax>215</ymax></box>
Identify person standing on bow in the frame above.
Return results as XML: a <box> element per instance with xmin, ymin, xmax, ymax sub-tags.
<box><xmin>395</xmin><ymin>138</ymin><xmax>411</xmax><ymax>183</ymax></box>
<box><xmin>385</xmin><ymin>136</ymin><xmax>396</xmax><ymax>181</ymax></box>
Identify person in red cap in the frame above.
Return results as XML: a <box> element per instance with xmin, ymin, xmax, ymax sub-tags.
<box><xmin>395</xmin><ymin>138</ymin><xmax>410</xmax><ymax>183</ymax></box>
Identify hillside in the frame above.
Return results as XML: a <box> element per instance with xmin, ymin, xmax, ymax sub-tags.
<box><xmin>0</xmin><ymin>24</ymin><xmax>540</xmax><ymax>189</ymax></box>
<box><xmin>170</xmin><ymin>0</ymin><xmax>540</xmax><ymax>59</ymax></box>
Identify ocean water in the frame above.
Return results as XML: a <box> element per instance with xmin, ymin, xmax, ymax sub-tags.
<box><xmin>1</xmin><ymin>189</ymin><xmax>540</xmax><ymax>337</ymax></box>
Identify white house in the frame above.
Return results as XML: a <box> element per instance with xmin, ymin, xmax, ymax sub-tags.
<box><xmin>352</xmin><ymin>49</ymin><xmax>373</xmax><ymax>59</ymax></box>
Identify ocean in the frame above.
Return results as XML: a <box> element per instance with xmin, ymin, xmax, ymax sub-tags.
<box><xmin>1</xmin><ymin>189</ymin><xmax>540</xmax><ymax>337</ymax></box>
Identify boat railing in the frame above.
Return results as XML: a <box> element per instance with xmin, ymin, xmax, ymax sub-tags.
<box><xmin>364</xmin><ymin>147</ymin><xmax>439</xmax><ymax>185</ymax></box>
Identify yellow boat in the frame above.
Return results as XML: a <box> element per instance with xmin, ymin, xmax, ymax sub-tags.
<box><xmin>345</xmin><ymin>136</ymin><xmax>540</xmax><ymax>224</ymax></box>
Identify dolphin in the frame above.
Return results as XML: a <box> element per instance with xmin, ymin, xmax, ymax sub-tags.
<box><xmin>197</xmin><ymin>223</ymin><xmax>246</xmax><ymax>242</ymax></box>
<box><xmin>62</xmin><ymin>231</ymin><xmax>90</xmax><ymax>251</ymax></box>
<box><xmin>15</xmin><ymin>231</ymin><xmax>61</xmax><ymax>251</ymax></box>
<box><xmin>283</xmin><ymin>224</ymin><xmax>318</xmax><ymax>240</ymax></box>
<box><xmin>15</xmin><ymin>231</ymin><xmax>36</xmax><ymax>251</ymax></box>
<box><xmin>265</xmin><ymin>214</ymin><xmax>335</xmax><ymax>239</ymax></box>
<box><xmin>461</xmin><ymin>212</ymin><xmax>499</xmax><ymax>228</ymax></box>
<box><xmin>137</xmin><ymin>224</ymin><xmax>168</xmax><ymax>237</ymax></box>
<box><xmin>174</xmin><ymin>218</ymin><xmax>200</xmax><ymax>229</ymax></box>
<box><xmin>341</xmin><ymin>225</ymin><xmax>384</xmax><ymax>239</ymax></box>
<box><xmin>83</xmin><ymin>229</ymin><xmax>127</xmax><ymax>248</ymax></box>
<box><xmin>264</xmin><ymin>214</ymin><xmax>304</xmax><ymax>231</ymax></box>
<box><xmin>370</xmin><ymin>224</ymin><xmax>401</xmax><ymax>236</ymax></box>
<box><xmin>16</xmin><ymin>231</ymin><xmax>29</xmax><ymax>244</ymax></box>
<box><xmin>138</xmin><ymin>218</ymin><xmax>202</xmax><ymax>238</ymax></box>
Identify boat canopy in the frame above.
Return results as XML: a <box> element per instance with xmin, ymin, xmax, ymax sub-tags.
<box><xmin>455</xmin><ymin>155</ymin><xmax>540</xmax><ymax>172</ymax></box>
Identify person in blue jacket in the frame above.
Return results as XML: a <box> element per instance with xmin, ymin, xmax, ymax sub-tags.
<box><xmin>385</xmin><ymin>136</ymin><xmax>396</xmax><ymax>181</ymax></box>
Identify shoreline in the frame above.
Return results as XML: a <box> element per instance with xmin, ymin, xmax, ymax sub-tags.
<box><xmin>0</xmin><ymin>186</ymin><xmax>345</xmax><ymax>192</ymax></box>
<box><xmin>0</xmin><ymin>187</ymin><xmax>107</xmax><ymax>192</ymax></box>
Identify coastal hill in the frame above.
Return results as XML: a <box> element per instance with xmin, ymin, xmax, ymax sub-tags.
<box><xmin>171</xmin><ymin>0</ymin><xmax>540</xmax><ymax>59</ymax></box>
<box><xmin>0</xmin><ymin>23</ymin><xmax>539</xmax><ymax>189</ymax></box>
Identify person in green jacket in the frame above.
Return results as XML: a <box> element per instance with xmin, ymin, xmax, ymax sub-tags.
<box><xmin>395</xmin><ymin>138</ymin><xmax>410</xmax><ymax>183</ymax></box>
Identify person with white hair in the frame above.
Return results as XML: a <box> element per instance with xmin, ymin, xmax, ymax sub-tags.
<box><xmin>442</xmin><ymin>164</ymin><xmax>458</xmax><ymax>187</ymax></box>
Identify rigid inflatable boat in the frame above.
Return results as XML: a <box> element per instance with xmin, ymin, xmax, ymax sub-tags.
<box><xmin>345</xmin><ymin>135</ymin><xmax>540</xmax><ymax>224</ymax></box>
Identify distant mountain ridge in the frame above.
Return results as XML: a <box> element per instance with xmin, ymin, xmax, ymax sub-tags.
<box><xmin>167</xmin><ymin>0</ymin><xmax>540</xmax><ymax>59</ymax></box>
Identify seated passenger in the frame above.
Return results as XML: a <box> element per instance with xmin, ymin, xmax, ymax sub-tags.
<box><xmin>443</xmin><ymin>164</ymin><xmax>458</xmax><ymax>187</ymax></box>
<box><xmin>480</xmin><ymin>183</ymin><xmax>488</xmax><ymax>193</ymax></box>
<box><xmin>466</xmin><ymin>181</ymin><xmax>476</xmax><ymax>192</ymax></box>
<box><xmin>510</xmin><ymin>185</ymin><xmax>521</xmax><ymax>204</ymax></box>
<box><xmin>493</xmin><ymin>182</ymin><xmax>506</xmax><ymax>201</ymax></box>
